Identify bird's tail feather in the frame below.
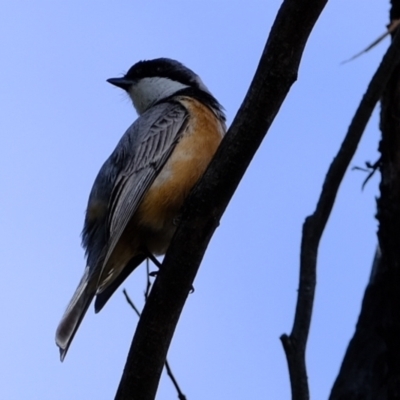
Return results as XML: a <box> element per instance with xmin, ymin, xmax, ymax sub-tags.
<box><xmin>94</xmin><ymin>254</ymin><xmax>146</xmax><ymax>313</ymax></box>
<box><xmin>55</xmin><ymin>267</ymin><xmax>95</xmax><ymax>361</ymax></box>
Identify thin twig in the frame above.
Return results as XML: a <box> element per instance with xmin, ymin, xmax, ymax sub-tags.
<box><xmin>123</xmin><ymin>289</ymin><xmax>141</xmax><ymax>318</ymax></box>
<box><xmin>145</xmin><ymin>259</ymin><xmax>152</xmax><ymax>300</ymax></box>
<box><xmin>352</xmin><ymin>158</ymin><xmax>381</xmax><ymax>189</ymax></box>
<box><xmin>164</xmin><ymin>361</ymin><xmax>187</xmax><ymax>400</ymax></box>
<box><xmin>280</xmin><ymin>26</ymin><xmax>400</xmax><ymax>400</ymax></box>
<box><xmin>122</xmin><ymin>289</ymin><xmax>187</xmax><ymax>400</ymax></box>
<box><xmin>342</xmin><ymin>19</ymin><xmax>400</xmax><ymax>64</ymax></box>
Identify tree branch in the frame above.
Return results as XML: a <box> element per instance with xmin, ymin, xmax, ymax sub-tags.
<box><xmin>330</xmin><ymin>9</ymin><xmax>400</xmax><ymax>397</ymax></box>
<box><xmin>122</xmin><ymin>289</ymin><xmax>187</xmax><ymax>400</ymax></box>
<box><xmin>280</xmin><ymin>22</ymin><xmax>400</xmax><ymax>400</ymax></box>
<box><xmin>115</xmin><ymin>1</ymin><xmax>328</xmax><ymax>399</ymax></box>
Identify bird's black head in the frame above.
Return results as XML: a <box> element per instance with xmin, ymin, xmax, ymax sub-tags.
<box><xmin>107</xmin><ymin>58</ymin><xmax>209</xmax><ymax>92</ymax></box>
<box><xmin>126</xmin><ymin>58</ymin><xmax>209</xmax><ymax>91</ymax></box>
<box><xmin>107</xmin><ymin>58</ymin><xmax>224</xmax><ymax>119</ymax></box>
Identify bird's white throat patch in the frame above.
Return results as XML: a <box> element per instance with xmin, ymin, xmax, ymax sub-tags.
<box><xmin>128</xmin><ymin>77</ymin><xmax>189</xmax><ymax>115</ymax></box>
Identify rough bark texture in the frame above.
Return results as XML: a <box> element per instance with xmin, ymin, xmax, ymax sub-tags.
<box><xmin>376</xmin><ymin>54</ymin><xmax>400</xmax><ymax>399</ymax></box>
<box><xmin>329</xmin><ymin>249</ymin><xmax>391</xmax><ymax>399</ymax></box>
<box><xmin>330</xmin><ymin>2</ymin><xmax>400</xmax><ymax>398</ymax></box>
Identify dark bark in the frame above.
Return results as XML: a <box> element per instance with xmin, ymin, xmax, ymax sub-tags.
<box><xmin>329</xmin><ymin>249</ymin><xmax>391</xmax><ymax>399</ymax></box>
<box><xmin>114</xmin><ymin>0</ymin><xmax>328</xmax><ymax>399</ymax></box>
<box><xmin>376</xmin><ymin>61</ymin><xmax>400</xmax><ymax>400</ymax></box>
<box><xmin>330</xmin><ymin>2</ymin><xmax>400</xmax><ymax>398</ymax></box>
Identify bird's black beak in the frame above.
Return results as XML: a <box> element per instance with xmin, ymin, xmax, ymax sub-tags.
<box><xmin>106</xmin><ymin>77</ymin><xmax>133</xmax><ymax>91</ymax></box>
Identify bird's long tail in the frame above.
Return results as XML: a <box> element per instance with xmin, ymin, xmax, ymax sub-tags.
<box><xmin>55</xmin><ymin>266</ymin><xmax>95</xmax><ymax>361</ymax></box>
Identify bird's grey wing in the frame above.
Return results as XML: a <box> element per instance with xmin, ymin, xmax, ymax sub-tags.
<box><xmin>98</xmin><ymin>102</ymin><xmax>189</xmax><ymax>284</ymax></box>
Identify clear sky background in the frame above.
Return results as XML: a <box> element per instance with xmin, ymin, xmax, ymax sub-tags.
<box><xmin>1</xmin><ymin>1</ymin><xmax>389</xmax><ymax>399</ymax></box>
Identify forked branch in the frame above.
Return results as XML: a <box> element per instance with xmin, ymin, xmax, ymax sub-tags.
<box><xmin>280</xmin><ymin>26</ymin><xmax>400</xmax><ymax>400</ymax></box>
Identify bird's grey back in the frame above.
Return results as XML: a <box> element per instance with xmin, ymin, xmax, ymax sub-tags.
<box><xmin>81</xmin><ymin>101</ymin><xmax>189</xmax><ymax>279</ymax></box>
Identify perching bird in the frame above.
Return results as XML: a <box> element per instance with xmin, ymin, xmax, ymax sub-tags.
<box><xmin>55</xmin><ymin>58</ymin><xmax>226</xmax><ymax>360</ymax></box>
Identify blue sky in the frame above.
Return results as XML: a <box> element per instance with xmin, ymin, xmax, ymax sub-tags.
<box><xmin>1</xmin><ymin>1</ymin><xmax>388</xmax><ymax>399</ymax></box>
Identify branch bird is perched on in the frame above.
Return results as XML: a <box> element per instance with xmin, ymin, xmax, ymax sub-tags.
<box><xmin>55</xmin><ymin>58</ymin><xmax>226</xmax><ymax>361</ymax></box>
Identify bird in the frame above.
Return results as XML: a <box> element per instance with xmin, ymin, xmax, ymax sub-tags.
<box><xmin>55</xmin><ymin>58</ymin><xmax>226</xmax><ymax>361</ymax></box>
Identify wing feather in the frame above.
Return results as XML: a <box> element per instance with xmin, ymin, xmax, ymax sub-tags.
<box><xmin>97</xmin><ymin>102</ymin><xmax>189</xmax><ymax>281</ymax></box>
